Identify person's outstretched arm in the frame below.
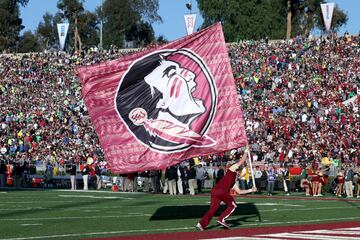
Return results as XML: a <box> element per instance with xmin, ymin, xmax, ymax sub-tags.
<box><xmin>228</xmin><ymin>145</ymin><xmax>249</xmax><ymax>172</ymax></box>
<box><xmin>233</xmin><ymin>184</ymin><xmax>257</xmax><ymax>195</ymax></box>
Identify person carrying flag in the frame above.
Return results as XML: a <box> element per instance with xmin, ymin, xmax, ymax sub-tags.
<box><xmin>196</xmin><ymin>145</ymin><xmax>256</xmax><ymax>231</ymax></box>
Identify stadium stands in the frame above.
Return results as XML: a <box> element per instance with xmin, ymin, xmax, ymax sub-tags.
<box><xmin>0</xmin><ymin>34</ymin><xmax>359</xmax><ymax>194</ymax></box>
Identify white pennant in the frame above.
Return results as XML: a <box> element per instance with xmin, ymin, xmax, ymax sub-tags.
<box><xmin>320</xmin><ymin>3</ymin><xmax>335</xmax><ymax>31</ymax></box>
<box><xmin>184</xmin><ymin>14</ymin><xmax>197</xmax><ymax>35</ymax></box>
<box><xmin>57</xmin><ymin>23</ymin><xmax>69</xmax><ymax>50</ymax></box>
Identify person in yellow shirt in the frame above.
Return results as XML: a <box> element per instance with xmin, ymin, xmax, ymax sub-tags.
<box><xmin>238</xmin><ymin>164</ymin><xmax>247</xmax><ymax>190</ymax></box>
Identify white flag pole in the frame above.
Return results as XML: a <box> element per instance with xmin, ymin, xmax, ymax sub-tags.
<box><xmin>247</xmin><ymin>149</ymin><xmax>256</xmax><ymax>189</ymax></box>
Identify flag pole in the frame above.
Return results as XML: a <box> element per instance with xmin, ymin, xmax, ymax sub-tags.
<box><xmin>247</xmin><ymin>149</ymin><xmax>256</xmax><ymax>189</ymax></box>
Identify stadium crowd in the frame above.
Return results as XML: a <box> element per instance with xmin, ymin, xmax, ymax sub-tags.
<box><xmin>0</xmin><ymin>33</ymin><xmax>359</xmax><ymax>197</ymax></box>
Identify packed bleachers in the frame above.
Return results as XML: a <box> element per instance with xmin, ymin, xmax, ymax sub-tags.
<box><xmin>230</xmin><ymin>34</ymin><xmax>359</xmax><ymax>168</ymax></box>
<box><xmin>0</xmin><ymin>34</ymin><xmax>359</xmax><ymax>194</ymax></box>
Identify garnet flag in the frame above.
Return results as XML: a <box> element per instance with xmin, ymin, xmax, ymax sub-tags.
<box><xmin>76</xmin><ymin>23</ymin><xmax>247</xmax><ymax>174</ymax></box>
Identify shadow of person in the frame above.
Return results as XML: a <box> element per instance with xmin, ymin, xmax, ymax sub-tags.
<box><xmin>150</xmin><ymin>202</ymin><xmax>261</xmax><ymax>223</ymax></box>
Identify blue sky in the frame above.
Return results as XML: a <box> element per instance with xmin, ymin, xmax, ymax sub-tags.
<box><xmin>20</xmin><ymin>0</ymin><xmax>359</xmax><ymax>41</ymax></box>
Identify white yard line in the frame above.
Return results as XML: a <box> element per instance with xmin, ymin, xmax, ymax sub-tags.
<box><xmin>298</xmin><ymin>229</ymin><xmax>360</xmax><ymax>235</ymax></box>
<box><xmin>200</xmin><ymin>226</ymin><xmax>360</xmax><ymax>240</ymax></box>
<box><xmin>336</xmin><ymin>227</ymin><xmax>360</xmax><ymax>231</ymax></box>
<box><xmin>240</xmin><ymin>216</ymin><xmax>360</xmax><ymax>226</ymax></box>
<box><xmin>0</xmin><ymin>201</ymin><xmax>75</xmax><ymax>204</ymax></box>
<box><xmin>53</xmin><ymin>189</ymin><xmax>143</xmax><ymax>194</ymax></box>
<box><xmin>0</xmin><ymin>227</ymin><xmax>194</xmax><ymax>240</ymax></box>
<box><xmin>250</xmin><ymin>205</ymin><xmax>358</xmax><ymax>212</ymax></box>
<box><xmin>57</xmin><ymin>194</ymin><xmax>134</xmax><ymax>200</ymax></box>
<box><xmin>258</xmin><ymin>233</ymin><xmax>355</xmax><ymax>240</ymax></box>
<box><xmin>201</xmin><ymin>237</ymin><xmax>279</xmax><ymax>240</ymax></box>
<box><xmin>0</xmin><ymin>214</ymin><xmax>152</xmax><ymax>221</ymax></box>
<box><xmin>20</xmin><ymin>224</ymin><xmax>43</xmax><ymax>226</ymax></box>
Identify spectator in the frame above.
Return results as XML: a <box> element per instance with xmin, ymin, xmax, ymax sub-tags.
<box><xmin>177</xmin><ymin>164</ymin><xmax>186</xmax><ymax>195</ymax></box>
<box><xmin>335</xmin><ymin>171</ymin><xmax>344</xmax><ymax>197</ymax></box>
<box><xmin>282</xmin><ymin>165</ymin><xmax>291</xmax><ymax>195</ymax></box>
<box><xmin>140</xmin><ymin>170</ymin><xmax>150</xmax><ymax>192</ymax></box>
<box><xmin>81</xmin><ymin>162</ymin><xmax>90</xmax><ymax>191</ymax></box>
<box><xmin>266</xmin><ymin>165</ymin><xmax>276</xmax><ymax>196</ymax></box>
<box><xmin>196</xmin><ymin>164</ymin><xmax>206</xmax><ymax>193</ymax></box>
<box><xmin>165</xmin><ymin>166</ymin><xmax>177</xmax><ymax>195</ymax></box>
<box><xmin>94</xmin><ymin>162</ymin><xmax>102</xmax><ymax>190</ymax></box>
<box><xmin>149</xmin><ymin>170</ymin><xmax>161</xmax><ymax>193</ymax></box>
<box><xmin>356</xmin><ymin>167</ymin><xmax>360</xmax><ymax>198</ymax></box>
<box><xmin>238</xmin><ymin>165</ymin><xmax>247</xmax><ymax>190</ymax></box>
<box><xmin>0</xmin><ymin>160</ymin><xmax>6</xmax><ymax>188</ymax></box>
<box><xmin>254</xmin><ymin>166</ymin><xmax>262</xmax><ymax>193</ymax></box>
<box><xmin>344</xmin><ymin>165</ymin><xmax>354</xmax><ymax>198</ymax></box>
<box><xmin>67</xmin><ymin>160</ymin><xmax>77</xmax><ymax>190</ymax></box>
<box><xmin>187</xmin><ymin>164</ymin><xmax>197</xmax><ymax>195</ymax></box>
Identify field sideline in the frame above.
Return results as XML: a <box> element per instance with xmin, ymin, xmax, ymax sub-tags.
<box><xmin>0</xmin><ymin>189</ymin><xmax>359</xmax><ymax>240</ymax></box>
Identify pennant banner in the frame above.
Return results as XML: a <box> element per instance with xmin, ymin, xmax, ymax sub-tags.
<box><xmin>184</xmin><ymin>14</ymin><xmax>197</xmax><ymax>35</ymax></box>
<box><xmin>320</xmin><ymin>3</ymin><xmax>335</xmax><ymax>31</ymax></box>
<box><xmin>76</xmin><ymin>23</ymin><xmax>248</xmax><ymax>173</ymax></box>
<box><xmin>57</xmin><ymin>23</ymin><xmax>69</xmax><ymax>50</ymax></box>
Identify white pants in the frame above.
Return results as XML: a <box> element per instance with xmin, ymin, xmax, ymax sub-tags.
<box><xmin>177</xmin><ymin>179</ymin><xmax>183</xmax><ymax>194</ymax></box>
<box><xmin>345</xmin><ymin>181</ymin><xmax>353</xmax><ymax>197</ymax></box>
<box><xmin>168</xmin><ymin>179</ymin><xmax>177</xmax><ymax>195</ymax></box>
<box><xmin>82</xmin><ymin>175</ymin><xmax>88</xmax><ymax>190</ymax></box>
<box><xmin>188</xmin><ymin>179</ymin><xmax>197</xmax><ymax>195</ymax></box>
<box><xmin>70</xmin><ymin>175</ymin><xmax>76</xmax><ymax>190</ymax></box>
<box><xmin>163</xmin><ymin>179</ymin><xmax>168</xmax><ymax>193</ymax></box>
<box><xmin>96</xmin><ymin>175</ymin><xmax>102</xmax><ymax>190</ymax></box>
<box><xmin>283</xmin><ymin>180</ymin><xmax>288</xmax><ymax>192</ymax></box>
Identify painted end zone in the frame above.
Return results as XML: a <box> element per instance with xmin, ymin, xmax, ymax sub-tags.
<box><xmin>88</xmin><ymin>221</ymin><xmax>360</xmax><ymax>240</ymax></box>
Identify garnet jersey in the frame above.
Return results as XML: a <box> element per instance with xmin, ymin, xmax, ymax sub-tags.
<box><xmin>213</xmin><ymin>170</ymin><xmax>236</xmax><ymax>193</ymax></box>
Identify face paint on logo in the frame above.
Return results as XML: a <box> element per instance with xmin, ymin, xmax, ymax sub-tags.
<box><xmin>115</xmin><ymin>49</ymin><xmax>217</xmax><ymax>153</ymax></box>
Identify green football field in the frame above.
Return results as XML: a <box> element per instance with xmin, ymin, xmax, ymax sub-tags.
<box><xmin>0</xmin><ymin>189</ymin><xmax>359</xmax><ymax>240</ymax></box>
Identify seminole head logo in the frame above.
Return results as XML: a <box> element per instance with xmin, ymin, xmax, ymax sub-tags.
<box><xmin>115</xmin><ymin>49</ymin><xmax>217</xmax><ymax>153</ymax></box>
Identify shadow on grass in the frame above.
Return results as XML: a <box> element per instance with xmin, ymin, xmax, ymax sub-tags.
<box><xmin>150</xmin><ymin>202</ymin><xmax>261</xmax><ymax>226</ymax></box>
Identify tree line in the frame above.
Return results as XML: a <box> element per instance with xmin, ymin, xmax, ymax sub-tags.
<box><xmin>0</xmin><ymin>0</ymin><xmax>348</xmax><ymax>53</ymax></box>
<box><xmin>0</xmin><ymin>0</ymin><xmax>164</xmax><ymax>53</ymax></box>
<box><xmin>197</xmin><ymin>0</ymin><xmax>347</xmax><ymax>42</ymax></box>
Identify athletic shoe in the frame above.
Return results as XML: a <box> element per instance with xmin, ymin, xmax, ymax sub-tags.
<box><xmin>317</xmin><ymin>194</ymin><xmax>323</xmax><ymax>196</ymax></box>
<box><xmin>216</xmin><ymin>219</ymin><xmax>230</xmax><ymax>229</ymax></box>
<box><xmin>357</xmin><ymin>196</ymin><xmax>359</xmax><ymax>198</ymax></box>
<box><xmin>196</xmin><ymin>223</ymin><xmax>204</xmax><ymax>231</ymax></box>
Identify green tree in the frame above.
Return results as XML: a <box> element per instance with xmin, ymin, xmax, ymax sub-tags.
<box><xmin>18</xmin><ymin>30</ymin><xmax>41</xmax><ymax>53</ymax></box>
<box><xmin>197</xmin><ymin>0</ymin><xmax>348</xmax><ymax>41</ymax></box>
<box><xmin>0</xmin><ymin>0</ymin><xmax>29</xmax><ymax>52</ymax></box>
<box><xmin>156</xmin><ymin>35</ymin><xmax>168</xmax><ymax>45</ymax></box>
<box><xmin>36</xmin><ymin>13</ymin><xmax>59</xmax><ymax>49</ymax></box>
<box><xmin>100</xmin><ymin>0</ymin><xmax>161</xmax><ymax>48</ymax></box>
<box><xmin>304</xmin><ymin>0</ymin><xmax>347</xmax><ymax>33</ymax></box>
<box><xmin>284</xmin><ymin>0</ymin><xmax>347</xmax><ymax>38</ymax></box>
<box><xmin>125</xmin><ymin>21</ymin><xmax>154</xmax><ymax>47</ymax></box>
<box><xmin>57</xmin><ymin>0</ymin><xmax>85</xmax><ymax>51</ymax></box>
<box><xmin>77</xmin><ymin>11</ymin><xmax>99</xmax><ymax>49</ymax></box>
<box><xmin>197</xmin><ymin>0</ymin><xmax>286</xmax><ymax>41</ymax></box>
<box><xmin>55</xmin><ymin>0</ymin><xmax>99</xmax><ymax>51</ymax></box>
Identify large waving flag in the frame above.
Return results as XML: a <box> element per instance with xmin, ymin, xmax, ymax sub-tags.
<box><xmin>76</xmin><ymin>23</ymin><xmax>247</xmax><ymax>173</ymax></box>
